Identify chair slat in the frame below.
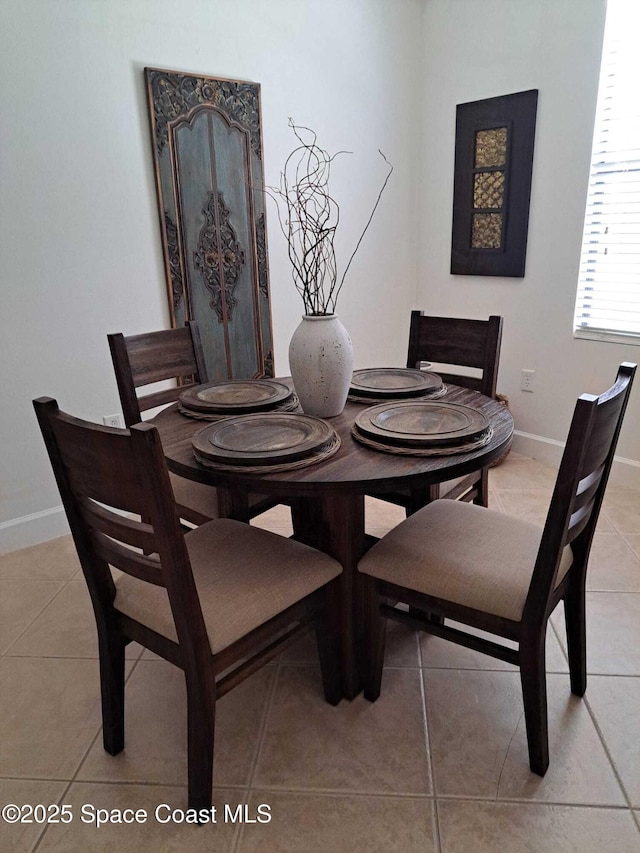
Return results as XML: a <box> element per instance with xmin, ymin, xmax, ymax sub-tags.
<box><xmin>92</xmin><ymin>532</ymin><xmax>165</xmax><ymax>586</ymax></box>
<box><xmin>79</xmin><ymin>496</ymin><xmax>156</xmax><ymax>554</ymax></box>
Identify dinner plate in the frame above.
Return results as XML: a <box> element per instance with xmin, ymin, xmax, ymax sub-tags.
<box><xmin>192</xmin><ymin>413</ymin><xmax>336</xmax><ymax>465</ymax></box>
<box><xmin>349</xmin><ymin>368</ymin><xmax>442</xmax><ymax>398</ymax></box>
<box><xmin>180</xmin><ymin>379</ymin><xmax>292</xmax><ymax>414</ymax></box>
<box><xmin>354</xmin><ymin>400</ymin><xmax>490</xmax><ymax>446</ymax></box>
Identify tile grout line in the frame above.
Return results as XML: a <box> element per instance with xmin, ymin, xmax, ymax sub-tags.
<box><xmin>418</xmin><ymin>629</ymin><xmax>442</xmax><ymax>853</ymax></box>
<box><xmin>581</xmin><ymin>688</ymin><xmax>638</xmax><ymax>815</ymax></box>
<box><xmin>0</xmin><ymin>574</ymin><xmax>77</xmax><ymax>657</ymax></box>
<box><xmin>232</xmin><ymin>651</ymin><xmax>285</xmax><ymax>853</ymax></box>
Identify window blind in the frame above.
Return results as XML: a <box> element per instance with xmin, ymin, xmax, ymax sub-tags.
<box><xmin>573</xmin><ymin>0</ymin><xmax>640</xmax><ymax>342</ymax></box>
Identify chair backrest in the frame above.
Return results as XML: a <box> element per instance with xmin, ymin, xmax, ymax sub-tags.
<box><xmin>33</xmin><ymin>397</ymin><xmax>208</xmax><ymax>657</ymax></box>
<box><xmin>406</xmin><ymin>312</ymin><xmax>503</xmax><ymax>397</ymax></box>
<box><xmin>108</xmin><ymin>321</ymin><xmax>208</xmax><ymax>426</ymax></box>
<box><xmin>524</xmin><ymin>362</ymin><xmax>636</xmax><ymax>624</ymax></box>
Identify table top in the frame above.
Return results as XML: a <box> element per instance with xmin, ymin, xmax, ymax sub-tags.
<box><xmin>152</xmin><ymin>382</ymin><xmax>513</xmax><ymax>498</ymax></box>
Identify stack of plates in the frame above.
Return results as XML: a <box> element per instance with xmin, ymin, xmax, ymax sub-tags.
<box><xmin>351</xmin><ymin>400</ymin><xmax>493</xmax><ymax>457</ymax></box>
<box><xmin>348</xmin><ymin>368</ymin><xmax>445</xmax><ymax>403</ymax></box>
<box><xmin>179</xmin><ymin>379</ymin><xmax>299</xmax><ymax>420</ymax></box>
<box><xmin>192</xmin><ymin>413</ymin><xmax>341</xmax><ymax>473</ymax></box>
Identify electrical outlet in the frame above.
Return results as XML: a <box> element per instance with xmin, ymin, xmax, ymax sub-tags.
<box><xmin>521</xmin><ymin>369</ymin><xmax>535</xmax><ymax>392</ymax></box>
<box><xmin>102</xmin><ymin>413</ymin><xmax>124</xmax><ymax>428</ymax></box>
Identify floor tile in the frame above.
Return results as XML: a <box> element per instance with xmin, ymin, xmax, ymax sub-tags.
<box><xmin>496</xmin><ymin>489</ymin><xmax>615</xmax><ymax>532</ymax></box>
<box><xmin>254</xmin><ymin>666</ymin><xmax>431</xmax><ymax>795</ymax></box>
<box><xmin>587</xmin><ymin>675</ymin><xmax>640</xmax><ymax>808</ymax></box>
<box><xmin>237</xmin><ymin>791</ymin><xmax>436</xmax><ymax>852</ymax></box>
<box><xmin>424</xmin><ymin>670</ymin><xmax>624</xmax><ymax>804</ymax></box>
<box><xmin>492</xmin><ymin>489</ymin><xmax>552</xmax><ymax>526</ymax></box>
<box><xmin>250</xmin><ymin>504</ymin><xmax>293</xmax><ymax>535</ymax></box>
<box><xmin>0</xmin><ymin>778</ymin><xmax>68</xmax><ymax>853</ymax></box>
<box><xmin>365</xmin><ymin>497</ymin><xmax>406</xmax><ymax>536</ymax></box>
<box><xmin>603</xmin><ymin>491</ymin><xmax>640</xmax><ymax>534</ymax></box>
<box><xmin>551</xmin><ymin>592</ymin><xmax>640</xmax><ymax>675</ymax></box>
<box><xmin>437</xmin><ymin>799</ymin><xmax>640</xmax><ymax>853</ymax></box>
<box><xmin>0</xmin><ymin>580</ymin><xmax>64</xmax><ymax>654</ymax></box>
<box><xmin>0</xmin><ymin>657</ymin><xmax>103</xmax><ymax>779</ymax></box>
<box><xmin>587</xmin><ymin>534</ymin><xmax>640</xmax><ymax>592</ymax></box>
<box><xmin>488</xmin><ymin>488</ymin><xmax>503</xmax><ymax>511</ymax></box>
<box><xmin>489</xmin><ymin>457</ymin><xmax>558</xmax><ymax>491</ymax></box>
<box><xmin>623</xmin><ymin>534</ymin><xmax>640</xmax><ymax>560</ymax></box>
<box><xmin>420</xmin><ymin>620</ymin><xmax>568</xmax><ymax>673</ymax></box>
<box><xmin>282</xmin><ymin>619</ymin><xmax>419</xmax><ymax>668</ymax></box>
<box><xmin>6</xmin><ymin>581</ymin><xmax>142</xmax><ymax>659</ymax></box>
<box><xmin>0</xmin><ymin>536</ymin><xmax>80</xmax><ymax>581</ymax></box>
<box><xmin>36</xmin><ymin>783</ymin><xmax>241</xmax><ymax>852</ymax></box>
<box><xmin>77</xmin><ymin>660</ymin><xmax>273</xmax><ymax>788</ymax></box>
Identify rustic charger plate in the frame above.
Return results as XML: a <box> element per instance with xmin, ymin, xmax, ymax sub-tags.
<box><xmin>348</xmin><ymin>385</ymin><xmax>448</xmax><ymax>404</ymax></box>
<box><xmin>180</xmin><ymin>379</ymin><xmax>292</xmax><ymax>414</ymax></box>
<box><xmin>350</xmin><ymin>368</ymin><xmax>442</xmax><ymax>398</ymax></box>
<box><xmin>355</xmin><ymin>400</ymin><xmax>490</xmax><ymax>447</ymax></box>
<box><xmin>194</xmin><ymin>432</ymin><xmax>341</xmax><ymax>474</ymax></box>
<box><xmin>351</xmin><ymin>424</ymin><xmax>493</xmax><ymax>456</ymax></box>
<box><xmin>179</xmin><ymin>393</ymin><xmax>300</xmax><ymax>420</ymax></box>
<box><xmin>192</xmin><ymin>413</ymin><xmax>335</xmax><ymax>466</ymax></box>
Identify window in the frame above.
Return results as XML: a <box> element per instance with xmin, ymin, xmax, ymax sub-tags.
<box><xmin>573</xmin><ymin>0</ymin><xmax>640</xmax><ymax>344</ymax></box>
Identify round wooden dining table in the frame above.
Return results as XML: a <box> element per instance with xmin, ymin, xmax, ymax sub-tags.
<box><xmin>152</xmin><ymin>381</ymin><xmax>514</xmax><ymax>699</ymax></box>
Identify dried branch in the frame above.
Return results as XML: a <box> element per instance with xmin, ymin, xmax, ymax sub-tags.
<box><xmin>265</xmin><ymin>119</ymin><xmax>392</xmax><ymax>315</ymax></box>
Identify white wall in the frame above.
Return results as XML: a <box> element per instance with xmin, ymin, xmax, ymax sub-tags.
<box><xmin>418</xmin><ymin>0</ymin><xmax>640</xmax><ymax>471</ymax></box>
<box><xmin>0</xmin><ymin>0</ymin><xmax>423</xmax><ymax>551</ymax></box>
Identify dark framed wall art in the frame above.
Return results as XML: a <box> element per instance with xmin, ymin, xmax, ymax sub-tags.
<box><xmin>145</xmin><ymin>68</ymin><xmax>274</xmax><ymax>380</ymax></box>
<box><xmin>450</xmin><ymin>89</ymin><xmax>538</xmax><ymax>277</ymax></box>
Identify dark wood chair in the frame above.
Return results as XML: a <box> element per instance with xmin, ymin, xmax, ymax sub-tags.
<box><xmin>359</xmin><ymin>362</ymin><xmax>636</xmax><ymax>776</ymax></box>
<box><xmin>375</xmin><ymin>313</ymin><xmax>503</xmax><ymax>514</ymax></box>
<box><xmin>34</xmin><ymin>398</ymin><xmax>342</xmax><ymax>811</ymax></box>
<box><xmin>108</xmin><ymin>322</ymin><xmax>273</xmax><ymax>524</ymax></box>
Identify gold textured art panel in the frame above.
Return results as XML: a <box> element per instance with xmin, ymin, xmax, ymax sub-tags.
<box><xmin>475</xmin><ymin>127</ymin><xmax>508</xmax><ymax>168</ymax></box>
<box><xmin>471</xmin><ymin>213</ymin><xmax>502</xmax><ymax>249</ymax></box>
<box><xmin>473</xmin><ymin>171</ymin><xmax>505</xmax><ymax>209</ymax></box>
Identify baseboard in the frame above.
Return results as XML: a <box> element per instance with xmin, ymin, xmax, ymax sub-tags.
<box><xmin>0</xmin><ymin>506</ymin><xmax>69</xmax><ymax>555</ymax></box>
<box><xmin>512</xmin><ymin>430</ymin><xmax>640</xmax><ymax>490</ymax></box>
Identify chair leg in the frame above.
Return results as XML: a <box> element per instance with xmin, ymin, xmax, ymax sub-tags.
<box><xmin>406</xmin><ymin>484</ymin><xmax>440</xmax><ymax>517</ymax></box>
<box><xmin>184</xmin><ymin>666</ymin><xmax>216</xmax><ymax>812</ymax></box>
<box><xmin>475</xmin><ymin>467</ymin><xmax>490</xmax><ymax>507</ymax></box>
<box><xmin>315</xmin><ymin>580</ymin><xmax>342</xmax><ymax>706</ymax></box>
<box><xmin>564</xmin><ymin>581</ymin><xmax>587</xmax><ymax>696</ymax></box>
<box><xmin>362</xmin><ymin>576</ymin><xmax>386</xmax><ymax>702</ymax></box>
<box><xmin>98</xmin><ymin>628</ymin><xmax>126</xmax><ymax>756</ymax></box>
<box><xmin>519</xmin><ymin>632</ymin><xmax>549</xmax><ymax>776</ymax></box>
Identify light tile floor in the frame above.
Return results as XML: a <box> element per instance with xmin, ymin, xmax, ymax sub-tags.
<box><xmin>1</xmin><ymin>453</ymin><xmax>639</xmax><ymax>851</ymax></box>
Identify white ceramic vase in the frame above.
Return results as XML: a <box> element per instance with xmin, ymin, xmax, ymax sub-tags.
<box><xmin>288</xmin><ymin>314</ymin><xmax>354</xmax><ymax>417</ymax></box>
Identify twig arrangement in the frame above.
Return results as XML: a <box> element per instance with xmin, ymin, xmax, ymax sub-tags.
<box><xmin>266</xmin><ymin>119</ymin><xmax>393</xmax><ymax>315</ymax></box>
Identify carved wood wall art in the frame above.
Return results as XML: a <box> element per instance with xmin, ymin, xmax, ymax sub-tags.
<box><xmin>145</xmin><ymin>68</ymin><xmax>274</xmax><ymax>380</ymax></box>
<box><xmin>451</xmin><ymin>89</ymin><xmax>538</xmax><ymax>277</ymax></box>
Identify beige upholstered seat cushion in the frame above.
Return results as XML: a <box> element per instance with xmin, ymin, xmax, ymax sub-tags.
<box><xmin>114</xmin><ymin>519</ymin><xmax>341</xmax><ymax>654</ymax></box>
<box><xmin>358</xmin><ymin>500</ymin><xmax>573</xmax><ymax>622</ymax></box>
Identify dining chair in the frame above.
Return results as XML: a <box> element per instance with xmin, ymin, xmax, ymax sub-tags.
<box><xmin>358</xmin><ymin>362</ymin><xmax>636</xmax><ymax>777</ymax></box>
<box><xmin>375</xmin><ymin>313</ymin><xmax>503</xmax><ymax>514</ymax></box>
<box><xmin>108</xmin><ymin>322</ymin><xmax>273</xmax><ymax>524</ymax></box>
<box><xmin>34</xmin><ymin>397</ymin><xmax>342</xmax><ymax>811</ymax></box>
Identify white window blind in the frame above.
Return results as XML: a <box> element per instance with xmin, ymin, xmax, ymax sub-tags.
<box><xmin>573</xmin><ymin>0</ymin><xmax>640</xmax><ymax>344</ymax></box>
